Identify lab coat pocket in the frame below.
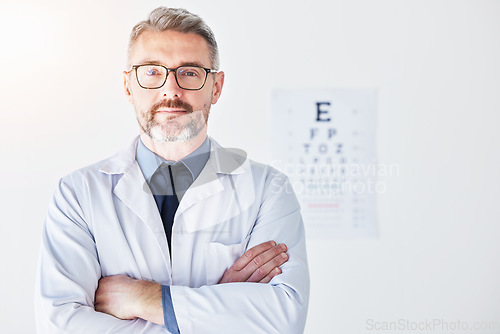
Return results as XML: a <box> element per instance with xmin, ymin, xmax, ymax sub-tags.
<box><xmin>205</xmin><ymin>237</ymin><xmax>250</xmax><ymax>285</ymax></box>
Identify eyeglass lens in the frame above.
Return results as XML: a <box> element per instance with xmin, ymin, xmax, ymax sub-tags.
<box><xmin>135</xmin><ymin>65</ymin><xmax>207</xmax><ymax>90</ymax></box>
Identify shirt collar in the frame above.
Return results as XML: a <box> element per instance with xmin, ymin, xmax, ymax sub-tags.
<box><xmin>136</xmin><ymin>136</ymin><xmax>210</xmax><ymax>182</ymax></box>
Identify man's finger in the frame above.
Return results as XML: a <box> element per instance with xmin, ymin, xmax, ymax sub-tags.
<box><xmin>239</xmin><ymin>243</ymin><xmax>287</xmax><ymax>281</ymax></box>
<box><xmin>246</xmin><ymin>250</ymin><xmax>288</xmax><ymax>282</ymax></box>
<box><xmin>229</xmin><ymin>240</ymin><xmax>277</xmax><ymax>271</ymax></box>
<box><xmin>218</xmin><ymin>241</ymin><xmax>289</xmax><ymax>284</ymax></box>
<box><xmin>259</xmin><ymin>267</ymin><xmax>282</xmax><ymax>284</ymax></box>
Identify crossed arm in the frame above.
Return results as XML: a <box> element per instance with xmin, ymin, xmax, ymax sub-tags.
<box><xmin>94</xmin><ymin>241</ymin><xmax>289</xmax><ymax>324</ymax></box>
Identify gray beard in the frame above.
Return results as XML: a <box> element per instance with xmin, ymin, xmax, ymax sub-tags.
<box><xmin>139</xmin><ymin>107</ymin><xmax>209</xmax><ymax>143</ymax></box>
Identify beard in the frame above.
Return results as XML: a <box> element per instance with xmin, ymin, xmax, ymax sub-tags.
<box><xmin>137</xmin><ymin>98</ymin><xmax>210</xmax><ymax>143</ymax></box>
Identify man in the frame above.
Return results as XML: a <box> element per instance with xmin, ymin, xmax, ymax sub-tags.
<box><xmin>35</xmin><ymin>7</ymin><xmax>309</xmax><ymax>334</ymax></box>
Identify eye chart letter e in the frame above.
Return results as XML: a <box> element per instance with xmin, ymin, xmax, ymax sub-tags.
<box><xmin>270</xmin><ymin>89</ymin><xmax>378</xmax><ymax>239</ymax></box>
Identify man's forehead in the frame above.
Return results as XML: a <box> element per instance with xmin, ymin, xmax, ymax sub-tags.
<box><xmin>130</xmin><ymin>30</ymin><xmax>210</xmax><ymax>62</ymax></box>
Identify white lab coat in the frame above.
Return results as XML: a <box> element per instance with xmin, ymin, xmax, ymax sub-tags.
<box><xmin>35</xmin><ymin>137</ymin><xmax>309</xmax><ymax>334</ymax></box>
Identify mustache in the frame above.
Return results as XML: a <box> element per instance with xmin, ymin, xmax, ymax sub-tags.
<box><xmin>149</xmin><ymin>99</ymin><xmax>194</xmax><ymax>115</ymax></box>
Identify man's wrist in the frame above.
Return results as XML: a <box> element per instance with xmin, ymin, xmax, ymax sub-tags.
<box><xmin>134</xmin><ymin>279</ymin><xmax>164</xmax><ymax>325</ymax></box>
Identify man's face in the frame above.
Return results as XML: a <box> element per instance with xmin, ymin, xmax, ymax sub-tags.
<box><xmin>124</xmin><ymin>30</ymin><xmax>224</xmax><ymax>143</ymax></box>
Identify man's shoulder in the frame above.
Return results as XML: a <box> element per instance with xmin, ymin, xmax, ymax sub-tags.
<box><xmin>209</xmin><ymin>138</ymin><xmax>288</xmax><ymax>182</ymax></box>
<box><xmin>61</xmin><ymin>138</ymin><xmax>138</xmax><ymax>183</ymax></box>
<box><xmin>246</xmin><ymin>158</ymin><xmax>283</xmax><ymax>176</ymax></box>
<box><xmin>247</xmin><ymin>158</ymin><xmax>290</xmax><ymax>187</ymax></box>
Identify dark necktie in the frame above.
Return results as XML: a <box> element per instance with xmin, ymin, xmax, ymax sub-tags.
<box><xmin>162</xmin><ymin>165</ymin><xmax>179</xmax><ymax>253</ymax></box>
<box><xmin>151</xmin><ymin>164</ymin><xmax>179</xmax><ymax>254</ymax></box>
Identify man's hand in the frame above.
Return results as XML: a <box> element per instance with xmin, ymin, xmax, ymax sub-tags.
<box><xmin>219</xmin><ymin>241</ymin><xmax>288</xmax><ymax>284</ymax></box>
<box><xmin>95</xmin><ymin>275</ymin><xmax>163</xmax><ymax>325</ymax></box>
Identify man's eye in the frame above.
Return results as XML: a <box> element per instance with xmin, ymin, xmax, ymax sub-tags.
<box><xmin>179</xmin><ymin>68</ymin><xmax>200</xmax><ymax>77</ymax></box>
<box><xmin>146</xmin><ymin>68</ymin><xmax>161</xmax><ymax>76</ymax></box>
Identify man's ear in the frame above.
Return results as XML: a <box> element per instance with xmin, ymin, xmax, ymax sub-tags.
<box><xmin>211</xmin><ymin>71</ymin><xmax>225</xmax><ymax>104</ymax></box>
<box><xmin>123</xmin><ymin>71</ymin><xmax>134</xmax><ymax>104</ymax></box>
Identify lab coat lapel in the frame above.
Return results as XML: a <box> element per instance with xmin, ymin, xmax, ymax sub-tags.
<box><xmin>101</xmin><ymin>138</ymin><xmax>170</xmax><ymax>263</ymax></box>
<box><xmin>176</xmin><ymin>151</ymin><xmax>223</xmax><ymax>216</ymax></box>
<box><xmin>176</xmin><ymin>138</ymin><xmax>248</xmax><ymax>233</ymax></box>
<box><xmin>114</xmin><ymin>164</ymin><xmax>164</xmax><ymax>235</ymax></box>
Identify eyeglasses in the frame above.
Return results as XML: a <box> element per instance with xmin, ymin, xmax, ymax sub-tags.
<box><xmin>127</xmin><ymin>64</ymin><xmax>217</xmax><ymax>90</ymax></box>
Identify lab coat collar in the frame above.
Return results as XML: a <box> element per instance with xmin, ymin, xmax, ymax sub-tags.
<box><xmin>206</xmin><ymin>138</ymin><xmax>247</xmax><ymax>176</ymax></box>
<box><xmin>98</xmin><ymin>137</ymin><xmax>139</xmax><ymax>175</ymax></box>
<box><xmin>98</xmin><ymin>135</ymin><xmax>251</xmax><ymax>237</ymax></box>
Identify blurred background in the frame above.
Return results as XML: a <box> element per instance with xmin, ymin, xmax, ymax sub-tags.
<box><xmin>0</xmin><ymin>0</ymin><xmax>499</xmax><ymax>332</ymax></box>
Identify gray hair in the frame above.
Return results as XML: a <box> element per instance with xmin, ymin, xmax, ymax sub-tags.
<box><xmin>128</xmin><ymin>7</ymin><xmax>220</xmax><ymax>70</ymax></box>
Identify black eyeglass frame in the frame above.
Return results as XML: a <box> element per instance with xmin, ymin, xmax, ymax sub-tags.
<box><xmin>126</xmin><ymin>64</ymin><xmax>218</xmax><ymax>91</ymax></box>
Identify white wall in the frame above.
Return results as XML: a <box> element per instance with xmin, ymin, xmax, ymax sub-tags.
<box><xmin>1</xmin><ymin>0</ymin><xmax>499</xmax><ymax>332</ymax></box>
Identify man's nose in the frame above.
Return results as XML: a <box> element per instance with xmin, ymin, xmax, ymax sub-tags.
<box><xmin>160</xmin><ymin>70</ymin><xmax>182</xmax><ymax>98</ymax></box>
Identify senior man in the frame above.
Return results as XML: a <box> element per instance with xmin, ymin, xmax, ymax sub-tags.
<box><xmin>35</xmin><ymin>7</ymin><xmax>309</xmax><ymax>334</ymax></box>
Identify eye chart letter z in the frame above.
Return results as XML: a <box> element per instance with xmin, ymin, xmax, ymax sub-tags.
<box><xmin>270</xmin><ymin>89</ymin><xmax>378</xmax><ymax>239</ymax></box>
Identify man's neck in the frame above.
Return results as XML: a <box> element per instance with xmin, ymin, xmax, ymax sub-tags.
<box><xmin>139</xmin><ymin>129</ymin><xmax>208</xmax><ymax>162</ymax></box>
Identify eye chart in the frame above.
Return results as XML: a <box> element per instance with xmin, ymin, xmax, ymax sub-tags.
<box><xmin>270</xmin><ymin>89</ymin><xmax>378</xmax><ymax>239</ymax></box>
